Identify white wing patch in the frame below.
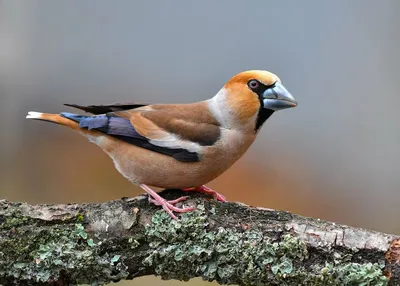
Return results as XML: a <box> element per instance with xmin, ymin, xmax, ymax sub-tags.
<box><xmin>149</xmin><ymin>133</ymin><xmax>202</xmax><ymax>153</ymax></box>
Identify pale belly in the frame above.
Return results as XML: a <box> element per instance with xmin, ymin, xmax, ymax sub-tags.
<box><xmin>95</xmin><ymin>131</ymin><xmax>255</xmax><ymax>188</ymax></box>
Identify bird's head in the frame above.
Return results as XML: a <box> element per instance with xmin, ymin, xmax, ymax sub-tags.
<box><xmin>213</xmin><ymin>70</ymin><xmax>297</xmax><ymax>131</ymax></box>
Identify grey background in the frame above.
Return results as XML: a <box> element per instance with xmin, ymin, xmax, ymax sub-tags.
<box><xmin>1</xmin><ymin>1</ymin><xmax>399</xmax><ymax>285</ymax></box>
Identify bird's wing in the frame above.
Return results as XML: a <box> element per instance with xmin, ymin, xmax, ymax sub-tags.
<box><xmin>115</xmin><ymin>103</ymin><xmax>222</xmax><ymax>147</ymax></box>
<box><xmin>61</xmin><ymin>102</ymin><xmax>221</xmax><ymax>163</ymax></box>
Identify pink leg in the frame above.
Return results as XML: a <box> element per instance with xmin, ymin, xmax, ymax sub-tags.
<box><xmin>140</xmin><ymin>184</ymin><xmax>196</xmax><ymax>220</ymax></box>
<box><xmin>182</xmin><ymin>185</ymin><xmax>227</xmax><ymax>202</ymax></box>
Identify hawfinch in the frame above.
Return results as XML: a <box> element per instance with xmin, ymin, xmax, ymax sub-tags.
<box><xmin>26</xmin><ymin>70</ymin><xmax>297</xmax><ymax>219</ymax></box>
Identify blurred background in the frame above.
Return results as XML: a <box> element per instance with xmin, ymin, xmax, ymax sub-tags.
<box><xmin>1</xmin><ymin>0</ymin><xmax>400</xmax><ymax>285</ymax></box>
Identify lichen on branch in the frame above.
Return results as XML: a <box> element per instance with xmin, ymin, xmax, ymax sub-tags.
<box><xmin>0</xmin><ymin>190</ymin><xmax>398</xmax><ymax>285</ymax></box>
<box><xmin>143</xmin><ymin>209</ymin><xmax>387</xmax><ymax>285</ymax></box>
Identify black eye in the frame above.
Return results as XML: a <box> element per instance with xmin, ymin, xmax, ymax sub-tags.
<box><xmin>248</xmin><ymin>79</ymin><xmax>259</xmax><ymax>90</ymax></box>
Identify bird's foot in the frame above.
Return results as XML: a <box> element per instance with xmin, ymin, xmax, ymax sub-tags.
<box><xmin>148</xmin><ymin>196</ymin><xmax>195</xmax><ymax>220</ymax></box>
<box><xmin>182</xmin><ymin>185</ymin><xmax>227</xmax><ymax>202</ymax></box>
<box><xmin>140</xmin><ymin>184</ymin><xmax>196</xmax><ymax>220</ymax></box>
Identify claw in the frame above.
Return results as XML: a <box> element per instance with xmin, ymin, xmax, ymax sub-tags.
<box><xmin>140</xmin><ymin>184</ymin><xmax>196</xmax><ymax>220</ymax></box>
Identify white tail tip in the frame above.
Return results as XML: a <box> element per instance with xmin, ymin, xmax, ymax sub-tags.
<box><xmin>26</xmin><ymin>111</ymin><xmax>43</xmax><ymax>119</ymax></box>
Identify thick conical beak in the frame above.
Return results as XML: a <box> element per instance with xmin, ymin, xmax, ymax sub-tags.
<box><xmin>262</xmin><ymin>82</ymin><xmax>297</xmax><ymax>111</ymax></box>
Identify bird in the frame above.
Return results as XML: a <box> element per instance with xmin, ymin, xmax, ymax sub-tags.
<box><xmin>26</xmin><ymin>70</ymin><xmax>297</xmax><ymax>219</ymax></box>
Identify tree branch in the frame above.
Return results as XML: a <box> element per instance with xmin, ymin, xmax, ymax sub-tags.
<box><xmin>0</xmin><ymin>189</ymin><xmax>399</xmax><ymax>285</ymax></box>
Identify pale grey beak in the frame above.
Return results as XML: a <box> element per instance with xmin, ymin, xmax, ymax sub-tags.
<box><xmin>262</xmin><ymin>82</ymin><xmax>297</xmax><ymax>111</ymax></box>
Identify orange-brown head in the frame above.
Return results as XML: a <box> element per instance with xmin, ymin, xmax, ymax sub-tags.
<box><xmin>211</xmin><ymin>70</ymin><xmax>297</xmax><ymax>131</ymax></box>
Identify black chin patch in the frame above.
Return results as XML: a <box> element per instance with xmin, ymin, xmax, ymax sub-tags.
<box><xmin>255</xmin><ymin>109</ymin><xmax>274</xmax><ymax>131</ymax></box>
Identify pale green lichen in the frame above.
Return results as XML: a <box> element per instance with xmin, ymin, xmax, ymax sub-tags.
<box><xmin>0</xmin><ymin>201</ymin><xmax>389</xmax><ymax>285</ymax></box>
<box><xmin>87</xmin><ymin>238</ymin><xmax>96</xmax><ymax>247</ymax></box>
<box><xmin>8</xmin><ymin>223</ymin><xmax>97</xmax><ymax>282</ymax></box>
<box><xmin>144</xmin><ymin>207</ymin><xmax>388</xmax><ymax>285</ymax></box>
<box><xmin>313</xmin><ymin>262</ymin><xmax>387</xmax><ymax>285</ymax></box>
<box><xmin>75</xmin><ymin>223</ymin><xmax>89</xmax><ymax>239</ymax></box>
<box><xmin>0</xmin><ymin>221</ymin><xmax>129</xmax><ymax>284</ymax></box>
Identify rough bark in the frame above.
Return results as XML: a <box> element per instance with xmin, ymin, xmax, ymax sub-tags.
<box><xmin>0</xmin><ymin>189</ymin><xmax>398</xmax><ymax>285</ymax></box>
